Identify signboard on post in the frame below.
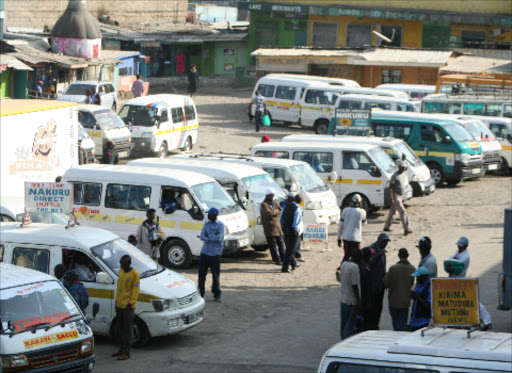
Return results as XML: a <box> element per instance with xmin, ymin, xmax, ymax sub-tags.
<box><xmin>431</xmin><ymin>278</ymin><xmax>480</xmax><ymax>326</ymax></box>
<box><xmin>328</xmin><ymin>108</ymin><xmax>371</xmax><ymax>135</ymax></box>
<box><xmin>25</xmin><ymin>182</ymin><xmax>73</xmax><ymax>214</ymax></box>
<box><xmin>303</xmin><ymin>224</ymin><xmax>329</xmax><ymax>251</ymax></box>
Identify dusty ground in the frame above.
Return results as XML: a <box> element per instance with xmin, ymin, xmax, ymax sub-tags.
<box><xmin>95</xmin><ymin>86</ymin><xmax>512</xmax><ymax>372</ymax></box>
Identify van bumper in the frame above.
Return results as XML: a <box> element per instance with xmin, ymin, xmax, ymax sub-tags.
<box><xmin>25</xmin><ymin>355</ymin><xmax>95</xmax><ymax>372</ymax></box>
<box><xmin>453</xmin><ymin>159</ymin><xmax>484</xmax><ymax>180</ymax></box>
<box><xmin>303</xmin><ymin>206</ymin><xmax>340</xmax><ymax>225</ymax></box>
<box><xmin>223</xmin><ymin>231</ymin><xmax>251</xmax><ymax>254</ymax></box>
<box><xmin>411</xmin><ymin>178</ymin><xmax>436</xmax><ymax>197</ymax></box>
<box><xmin>482</xmin><ymin>152</ymin><xmax>502</xmax><ymax>172</ymax></box>
<box><xmin>131</xmin><ymin>137</ymin><xmax>156</xmax><ymax>154</ymax></box>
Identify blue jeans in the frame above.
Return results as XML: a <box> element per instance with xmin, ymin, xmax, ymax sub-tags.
<box><xmin>255</xmin><ymin>110</ymin><xmax>263</xmax><ymax>132</ymax></box>
<box><xmin>340</xmin><ymin>302</ymin><xmax>358</xmax><ymax>340</ymax></box>
<box><xmin>389</xmin><ymin>306</ymin><xmax>409</xmax><ymax>331</ymax></box>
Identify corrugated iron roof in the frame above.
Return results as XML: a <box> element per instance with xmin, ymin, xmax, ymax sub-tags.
<box><xmin>441</xmin><ymin>55</ymin><xmax>512</xmax><ymax>75</ymax></box>
<box><xmin>0</xmin><ymin>54</ymin><xmax>33</xmax><ymax>71</ymax></box>
<box><xmin>251</xmin><ymin>48</ymin><xmax>359</xmax><ymax>57</ymax></box>
<box><xmin>353</xmin><ymin>48</ymin><xmax>453</xmax><ymax>67</ymax></box>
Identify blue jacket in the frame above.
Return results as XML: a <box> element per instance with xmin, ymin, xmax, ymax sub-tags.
<box><xmin>200</xmin><ymin>220</ymin><xmax>225</xmax><ymax>256</ymax></box>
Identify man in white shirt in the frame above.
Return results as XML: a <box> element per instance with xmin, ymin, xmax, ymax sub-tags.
<box><xmin>337</xmin><ymin>194</ymin><xmax>367</xmax><ymax>263</ymax></box>
<box><xmin>339</xmin><ymin>248</ymin><xmax>363</xmax><ymax>340</ymax></box>
<box><xmin>447</xmin><ymin>236</ymin><xmax>470</xmax><ymax>278</ymax></box>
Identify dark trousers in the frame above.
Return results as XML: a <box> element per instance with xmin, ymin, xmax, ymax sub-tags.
<box><xmin>266</xmin><ymin>235</ymin><xmax>285</xmax><ymax>263</ymax></box>
<box><xmin>294</xmin><ymin>233</ymin><xmax>303</xmax><ymax>258</ymax></box>
<box><xmin>366</xmin><ymin>291</ymin><xmax>384</xmax><ymax>330</ymax></box>
<box><xmin>115</xmin><ymin>306</ymin><xmax>134</xmax><ymax>355</ymax></box>
<box><xmin>340</xmin><ymin>302</ymin><xmax>358</xmax><ymax>340</ymax></box>
<box><xmin>198</xmin><ymin>254</ymin><xmax>221</xmax><ymax>298</ymax></box>
<box><xmin>389</xmin><ymin>306</ymin><xmax>409</xmax><ymax>331</ymax></box>
<box><xmin>255</xmin><ymin>110</ymin><xmax>263</xmax><ymax>132</ymax></box>
<box><xmin>282</xmin><ymin>231</ymin><xmax>298</xmax><ymax>271</ymax></box>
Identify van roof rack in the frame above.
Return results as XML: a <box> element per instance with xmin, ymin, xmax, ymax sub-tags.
<box><xmin>187</xmin><ymin>152</ymin><xmax>256</xmax><ymax>162</ymax></box>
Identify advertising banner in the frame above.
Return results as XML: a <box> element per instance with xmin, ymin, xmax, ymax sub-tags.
<box><xmin>25</xmin><ymin>182</ymin><xmax>73</xmax><ymax>214</ymax></box>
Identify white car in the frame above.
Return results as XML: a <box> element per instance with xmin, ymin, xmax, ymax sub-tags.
<box><xmin>57</xmin><ymin>81</ymin><xmax>118</xmax><ymax>111</ymax></box>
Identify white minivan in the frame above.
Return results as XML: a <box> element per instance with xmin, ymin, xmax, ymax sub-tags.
<box><xmin>172</xmin><ymin>153</ymin><xmax>341</xmax><ymax>225</ymax></box>
<box><xmin>251</xmin><ymin>142</ymin><xmax>410</xmax><ymax>212</ymax></box>
<box><xmin>127</xmin><ymin>158</ymin><xmax>287</xmax><ymax>249</ymax></box>
<box><xmin>118</xmin><ymin>94</ymin><xmax>198</xmax><ymax>157</ymax></box>
<box><xmin>335</xmin><ymin>94</ymin><xmax>421</xmax><ymax>112</ymax></box>
<box><xmin>0</xmin><ymin>263</ymin><xmax>96</xmax><ymax>372</ymax></box>
<box><xmin>1</xmin><ymin>222</ymin><xmax>205</xmax><ymax>347</ymax></box>
<box><xmin>63</xmin><ymin>164</ymin><xmax>251</xmax><ymax>268</ymax></box>
<box><xmin>264</xmin><ymin>73</ymin><xmax>361</xmax><ymax>87</ymax></box>
<box><xmin>472</xmin><ymin>115</ymin><xmax>512</xmax><ymax>174</ymax></box>
<box><xmin>282</xmin><ymin>134</ymin><xmax>435</xmax><ymax>197</ymax></box>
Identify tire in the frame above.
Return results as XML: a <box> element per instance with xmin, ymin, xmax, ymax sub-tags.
<box><xmin>315</xmin><ymin>120</ymin><xmax>330</xmax><ymax>135</ymax></box>
<box><xmin>428</xmin><ymin>163</ymin><xmax>444</xmax><ymax>186</ymax></box>
<box><xmin>342</xmin><ymin>193</ymin><xmax>370</xmax><ymax>214</ymax></box>
<box><xmin>495</xmin><ymin>157</ymin><xmax>510</xmax><ymax>176</ymax></box>
<box><xmin>181</xmin><ymin>137</ymin><xmax>192</xmax><ymax>152</ymax></box>
<box><xmin>162</xmin><ymin>239</ymin><xmax>192</xmax><ymax>269</ymax></box>
<box><xmin>156</xmin><ymin>142</ymin><xmax>168</xmax><ymax>158</ymax></box>
<box><xmin>132</xmin><ymin>317</ymin><xmax>150</xmax><ymax>348</ymax></box>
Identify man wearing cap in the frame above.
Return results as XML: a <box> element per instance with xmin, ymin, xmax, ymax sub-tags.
<box><xmin>409</xmin><ymin>267</ymin><xmax>432</xmax><ymax>331</ymax></box>
<box><xmin>261</xmin><ymin>135</ymin><xmax>270</xmax><ymax>143</ymax></box>
<box><xmin>260</xmin><ymin>189</ymin><xmax>285</xmax><ymax>265</ymax></box>
<box><xmin>198</xmin><ymin>207</ymin><xmax>225</xmax><ymax>301</ymax></box>
<box><xmin>417</xmin><ymin>236</ymin><xmax>437</xmax><ymax>278</ymax></box>
<box><xmin>446</xmin><ymin>236</ymin><xmax>470</xmax><ymax>278</ymax></box>
<box><xmin>383</xmin><ymin>248</ymin><xmax>416</xmax><ymax>331</ymax></box>
<box><xmin>337</xmin><ymin>193</ymin><xmax>367</xmax><ymax>263</ymax></box>
<box><xmin>280</xmin><ymin>194</ymin><xmax>303</xmax><ymax>273</ymax></box>
<box><xmin>35</xmin><ymin>80</ymin><xmax>44</xmax><ymax>98</ymax></box>
<box><xmin>383</xmin><ymin>161</ymin><xmax>412</xmax><ymax>236</ymax></box>
<box><xmin>366</xmin><ymin>232</ymin><xmax>391</xmax><ymax>330</ymax></box>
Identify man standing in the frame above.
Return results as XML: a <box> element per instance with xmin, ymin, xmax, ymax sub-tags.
<box><xmin>187</xmin><ymin>64</ymin><xmax>199</xmax><ymax>97</ymax></box>
<box><xmin>280</xmin><ymin>194</ymin><xmax>303</xmax><ymax>273</ymax></box>
<box><xmin>339</xmin><ymin>248</ymin><xmax>363</xmax><ymax>340</ymax></box>
<box><xmin>409</xmin><ymin>267</ymin><xmax>432</xmax><ymax>331</ymax></box>
<box><xmin>260</xmin><ymin>189</ymin><xmax>285</xmax><ymax>265</ymax></box>
<box><xmin>417</xmin><ymin>236</ymin><xmax>437</xmax><ymax>278</ymax></box>
<box><xmin>131</xmin><ymin>74</ymin><xmax>145</xmax><ymax>98</ymax></box>
<box><xmin>112</xmin><ymin>255</ymin><xmax>140</xmax><ymax>360</ymax></box>
<box><xmin>383</xmin><ymin>248</ymin><xmax>416</xmax><ymax>331</ymax></box>
<box><xmin>252</xmin><ymin>90</ymin><xmax>266</xmax><ymax>133</ymax></box>
<box><xmin>383</xmin><ymin>161</ymin><xmax>412</xmax><ymax>235</ymax></box>
<box><xmin>446</xmin><ymin>236</ymin><xmax>470</xmax><ymax>278</ymax></box>
<box><xmin>366</xmin><ymin>233</ymin><xmax>390</xmax><ymax>330</ymax></box>
<box><xmin>136</xmin><ymin>209</ymin><xmax>162</xmax><ymax>259</ymax></box>
<box><xmin>78</xmin><ymin>137</ymin><xmax>88</xmax><ymax>165</ymax></box>
<box><xmin>337</xmin><ymin>194</ymin><xmax>367</xmax><ymax>263</ymax></box>
<box><xmin>198</xmin><ymin>207</ymin><xmax>225</xmax><ymax>302</ymax></box>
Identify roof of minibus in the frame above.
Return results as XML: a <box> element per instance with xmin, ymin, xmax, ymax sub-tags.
<box><xmin>0</xmin><ymin>262</ymin><xmax>58</xmax><ymax>289</ymax></box>
<box><xmin>371</xmin><ymin>110</ymin><xmax>465</xmax><ymax>126</ymax></box>
<box><xmin>282</xmin><ymin>134</ymin><xmax>402</xmax><ymax>148</ymax></box>
<box><xmin>122</xmin><ymin>94</ymin><xmax>194</xmax><ymax>107</ymax></box>
<box><xmin>63</xmin><ymin>164</ymin><xmax>215</xmax><ymax>186</ymax></box>
<box><xmin>265</xmin><ymin>73</ymin><xmax>361</xmax><ymax>87</ymax></box>
<box><xmin>172</xmin><ymin>153</ymin><xmax>309</xmax><ymax>168</ymax></box>
<box><xmin>376</xmin><ymin>84</ymin><xmax>436</xmax><ymax>92</ymax></box>
<box><xmin>0</xmin><ymin>223</ymin><xmax>119</xmax><ymax>258</ymax></box>
<box><xmin>256</xmin><ymin>76</ymin><xmax>328</xmax><ymax>87</ymax></box>
<box><xmin>303</xmin><ymin>84</ymin><xmax>408</xmax><ymax>97</ymax></box>
<box><xmin>252</xmin><ymin>141</ymin><xmax>379</xmax><ymax>152</ymax></box>
<box><xmin>128</xmin><ymin>157</ymin><xmax>268</xmax><ymax>180</ymax></box>
<box><xmin>337</xmin><ymin>94</ymin><xmax>415</xmax><ymax>103</ymax></box>
<box><xmin>422</xmin><ymin>93</ymin><xmax>511</xmax><ymax>102</ymax></box>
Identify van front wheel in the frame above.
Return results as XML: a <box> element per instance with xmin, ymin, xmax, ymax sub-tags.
<box><xmin>157</xmin><ymin>142</ymin><xmax>168</xmax><ymax>158</ymax></box>
<box><xmin>428</xmin><ymin>164</ymin><xmax>444</xmax><ymax>186</ymax></box>
<box><xmin>132</xmin><ymin>317</ymin><xmax>150</xmax><ymax>348</ymax></box>
<box><xmin>162</xmin><ymin>239</ymin><xmax>192</xmax><ymax>269</ymax></box>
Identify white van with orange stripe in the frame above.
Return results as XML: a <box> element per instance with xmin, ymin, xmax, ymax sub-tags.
<box><xmin>118</xmin><ymin>94</ymin><xmax>198</xmax><ymax>157</ymax></box>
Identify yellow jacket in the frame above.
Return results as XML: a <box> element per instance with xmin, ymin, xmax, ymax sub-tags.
<box><xmin>115</xmin><ymin>268</ymin><xmax>140</xmax><ymax>309</ymax></box>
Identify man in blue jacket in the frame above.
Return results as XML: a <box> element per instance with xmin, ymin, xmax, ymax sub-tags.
<box><xmin>280</xmin><ymin>194</ymin><xmax>303</xmax><ymax>273</ymax></box>
<box><xmin>198</xmin><ymin>207</ymin><xmax>225</xmax><ymax>302</ymax></box>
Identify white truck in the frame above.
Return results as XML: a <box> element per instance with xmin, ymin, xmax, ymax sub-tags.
<box><xmin>0</xmin><ymin>99</ymin><xmax>78</xmax><ymax>221</ymax></box>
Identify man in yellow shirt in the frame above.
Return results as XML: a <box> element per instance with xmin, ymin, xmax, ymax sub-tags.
<box><xmin>112</xmin><ymin>255</ymin><xmax>140</xmax><ymax>360</ymax></box>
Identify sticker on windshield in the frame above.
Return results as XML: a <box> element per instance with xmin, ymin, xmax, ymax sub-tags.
<box><xmin>12</xmin><ymin>311</ymin><xmax>71</xmax><ymax>331</ymax></box>
<box><xmin>23</xmin><ymin>330</ymin><xmax>79</xmax><ymax>349</ymax></box>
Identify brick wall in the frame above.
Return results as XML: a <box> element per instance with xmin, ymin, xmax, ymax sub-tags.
<box><xmin>5</xmin><ymin>0</ymin><xmax>188</xmax><ymax>29</ymax></box>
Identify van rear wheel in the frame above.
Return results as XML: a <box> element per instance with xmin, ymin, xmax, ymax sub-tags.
<box><xmin>315</xmin><ymin>120</ymin><xmax>330</xmax><ymax>135</ymax></box>
<box><xmin>162</xmin><ymin>239</ymin><xmax>192</xmax><ymax>269</ymax></box>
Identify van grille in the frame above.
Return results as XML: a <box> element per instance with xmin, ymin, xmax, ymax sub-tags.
<box><xmin>231</xmin><ymin>228</ymin><xmax>247</xmax><ymax>236</ymax></box>
<box><xmin>30</xmin><ymin>348</ymin><xmax>79</xmax><ymax>369</ymax></box>
<box><xmin>178</xmin><ymin>291</ymin><xmax>200</xmax><ymax>306</ymax></box>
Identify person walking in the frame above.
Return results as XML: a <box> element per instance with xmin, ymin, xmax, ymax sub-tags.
<box><xmin>337</xmin><ymin>193</ymin><xmax>367</xmax><ymax>263</ymax></box>
<box><xmin>78</xmin><ymin>137</ymin><xmax>88</xmax><ymax>165</ymax></box>
<box><xmin>67</xmin><ymin>270</ymin><xmax>89</xmax><ymax>312</ymax></box>
<box><xmin>293</xmin><ymin>193</ymin><xmax>305</xmax><ymax>263</ymax></box>
<box><xmin>446</xmin><ymin>236</ymin><xmax>470</xmax><ymax>278</ymax></box>
<box><xmin>408</xmin><ymin>267</ymin><xmax>432</xmax><ymax>331</ymax></box>
<box><xmin>339</xmin><ymin>248</ymin><xmax>363</xmax><ymax>340</ymax></box>
<box><xmin>131</xmin><ymin>74</ymin><xmax>145</xmax><ymax>98</ymax></box>
<box><xmin>260</xmin><ymin>189</ymin><xmax>285</xmax><ymax>265</ymax></box>
<box><xmin>383</xmin><ymin>161</ymin><xmax>412</xmax><ymax>235</ymax></box>
<box><xmin>383</xmin><ymin>248</ymin><xmax>416</xmax><ymax>331</ymax></box>
<box><xmin>252</xmin><ymin>90</ymin><xmax>266</xmax><ymax>133</ymax></box>
<box><xmin>112</xmin><ymin>255</ymin><xmax>140</xmax><ymax>360</ymax></box>
<box><xmin>417</xmin><ymin>236</ymin><xmax>437</xmax><ymax>278</ymax></box>
<box><xmin>198</xmin><ymin>207</ymin><xmax>224</xmax><ymax>301</ymax></box>
<box><xmin>366</xmin><ymin>232</ymin><xmax>390</xmax><ymax>330</ymax></box>
<box><xmin>280</xmin><ymin>194</ymin><xmax>303</xmax><ymax>273</ymax></box>
<box><xmin>136</xmin><ymin>209</ymin><xmax>162</xmax><ymax>259</ymax></box>
<box><xmin>187</xmin><ymin>64</ymin><xmax>199</xmax><ymax>97</ymax></box>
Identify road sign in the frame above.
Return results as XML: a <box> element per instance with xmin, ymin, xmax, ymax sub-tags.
<box><xmin>328</xmin><ymin>108</ymin><xmax>371</xmax><ymax>135</ymax></box>
<box><xmin>25</xmin><ymin>182</ymin><xmax>73</xmax><ymax>214</ymax></box>
<box><xmin>431</xmin><ymin>278</ymin><xmax>480</xmax><ymax>326</ymax></box>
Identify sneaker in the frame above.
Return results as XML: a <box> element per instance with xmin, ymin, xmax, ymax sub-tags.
<box><xmin>281</xmin><ymin>269</ymin><xmax>293</xmax><ymax>273</ymax></box>
<box><xmin>383</xmin><ymin>228</ymin><xmax>392</xmax><ymax>232</ymax></box>
<box><xmin>295</xmin><ymin>263</ymin><xmax>301</xmax><ymax>268</ymax></box>
<box><xmin>117</xmin><ymin>354</ymin><xmax>130</xmax><ymax>360</ymax></box>
<box><xmin>296</xmin><ymin>257</ymin><xmax>305</xmax><ymax>262</ymax></box>
<box><xmin>112</xmin><ymin>351</ymin><xmax>122</xmax><ymax>357</ymax></box>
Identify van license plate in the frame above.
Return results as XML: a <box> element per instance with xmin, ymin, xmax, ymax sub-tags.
<box><xmin>118</xmin><ymin>151</ymin><xmax>128</xmax><ymax>158</ymax></box>
<box><xmin>488</xmin><ymin>164</ymin><xmax>498</xmax><ymax>170</ymax></box>
<box><xmin>187</xmin><ymin>310</ymin><xmax>203</xmax><ymax>324</ymax></box>
<box><xmin>472</xmin><ymin>168</ymin><xmax>480</xmax><ymax>174</ymax></box>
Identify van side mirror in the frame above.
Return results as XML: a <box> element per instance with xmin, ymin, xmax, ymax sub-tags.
<box><xmin>92</xmin><ymin>302</ymin><xmax>100</xmax><ymax>319</ymax></box>
<box><xmin>7</xmin><ymin>320</ymin><xmax>15</xmax><ymax>331</ymax></box>
<box><xmin>95</xmin><ymin>272</ymin><xmax>113</xmax><ymax>284</ymax></box>
<box><xmin>368</xmin><ymin>165</ymin><xmax>381</xmax><ymax>177</ymax></box>
<box><xmin>329</xmin><ymin>171</ymin><xmax>338</xmax><ymax>183</ymax></box>
<box><xmin>240</xmin><ymin>197</ymin><xmax>248</xmax><ymax>207</ymax></box>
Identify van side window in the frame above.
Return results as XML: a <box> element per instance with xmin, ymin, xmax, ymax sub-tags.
<box><xmin>184</xmin><ymin>105</ymin><xmax>196</xmax><ymax>120</ymax></box>
<box><xmin>325</xmin><ymin>362</ymin><xmax>438</xmax><ymax>373</ymax></box>
<box><xmin>463</xmin><ymin>102</ymin><xmax>501</xmax><ymax>116</ymax></box>
<box><xmin>263</xmin><ymin>167</ymin><xmax>292</xmax><ymax>190</ymax></box>
<box><xmin>171</xmin><ymin>107</ymin><xmax>184</xmax><ymax>123</ymax></box>
<box><xmin>420</xmin><ymin>125</ymin><xmax>446</xmax><ymax>143</ymax></box>
<box><xmin>293</xmin><ymin>151</ymin><xmax>333</xmax><ymax>173</ymax></box>
<box><xmin>73</xmin><ymin>182</ymin><xmax>102</xmax><ymax>206</ymax></box>
<box><xmin>78</xmin><ymin>112</ymin><xmax>98</xmax><ymax>129</ymax></box>
<box><xmin>504</xmin><ymin>104</ymin><xmax>512</xmax><ymax>118</ymax></box>
<box><xmin>275</xmin><ymin>86</ymin><xmax>297</xmax><ymax>100</ymax></box>
<box><xmin>338</xmin><ymin>100</ymin><xmax>360</xmax><ymax>109</ymax></box>
<box><xmin>305</xmin><ymin>90</ymin><xmax>322</xmax><ymax>104</ymax></box>
<box><xmin>63</xmin><ymin>250</ymin><xmax>100</xmax><ymax>282</ymax></box>
<box><xmin>257</xmin><ymin>84</ymin><xmax>275</xmax><ymax>97</ymax></box>
<box><xmin>396</xmin><ymin>103</ymin><xmax>414</xmax><ymax>112</ymax></box>
<box><xmin>372</xmin><ymin>124</ymin><xmax>412</xmax><ymax>141</ymax></box>
<box><xmin>161</xmin><ymin>187</ymin><xmax>198</xmax><ymax>218</ymax></box>
<box><xmin>105</xmin><ymin>184</ymin><xmax>151</xmax><ymax>210</ymax></box>
<box><xmin>13</xmin><ymin>248</ymin><xmax>50</xmax><ymax>273</ymax></box>
<box><xmin>365</xmin><ymin>102</ymin><xmax>391</xmax><ymax>110</ymax></box>
<box><xmin>160</xmin><ymin>109</ymin><xmax>168</xmax><ymax>122</ymax></box>
<box><xmin>254</xmin><ymin>150</ymin><xmax>289</xmax><ymax>159</ymax></box>
<box><xmin>0</xmin><ymin>244</ymin><xmax>4</xmax><ymax>261</ymax></box>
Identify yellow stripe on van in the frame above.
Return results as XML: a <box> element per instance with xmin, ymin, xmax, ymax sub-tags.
<box><xmin>278</xmin><ymin>102</ymin><xmax>293</xmax><ymax>108</ymax></box>
<box><xmin>192</xmin><ymin>124</ymin><xmax>199</xmax><ymax>129</ymax></box>
<box><xmin>159</xmin><ymin>220</ymin><xmax>177</xmax><ymax>228</ymax></box>
<box><xmin>180</xmin><ymin>222</ymin><xmax>203</xmax><ymax>230</ymax></box>
<box><xmin>301</xmin><ymin>106</ymin><xmax>324</xmax><ymax>111</ymax></box>
<box><xmin>157</xmin><ymin>130</ymin><xmax>164</xmax><ymax>135</ymax></box>
<box><xmin>336</xmin><ymin>179</ymin><xmax>353</xmax><ymax>184</ymax></box>
<box><xmin>249</xmin><ymin>220</ymin><xmax>257</xmax><ymax>227</ymax></box>
<box><xmin>358</xmin><ymin>179</ymin><xmax>383</xmax><ymax>185</ymax></box>
<box><xmin>414</xmin><ymin>150</ymin><xmax>455</xmax><ymax>158</ymax></box>
<box><xmin>115</xmin><ymin>216</ymin><xmax>143</xmax><ymax>225</ymax></box>
<box><xmin>85</xmin><ymin>214</ymin><xmax>111</xmax><ymax>222</ymax></box>
<box><xmin>266</xmin><ymin>101</ymin><xmax>277</xmax><ymax>106</ymax></box>
<box><xmin>87</xmin><ymin>131</ymin><xmax>102</xmax><ymax>138</ymax></box>
<box><xmin>88</xmin><ymin>289</ymin><xmax>157</xmax><ymax>303</ymax></box>
<box><xmin>502</xmin><ymin>145</ymin><xmax>512</xmax><ymax>151</ymax></box>
<box><xmin>165</xmin><ymin>129</ymin><xmax>171</xmax><ymax>134</ymax></box>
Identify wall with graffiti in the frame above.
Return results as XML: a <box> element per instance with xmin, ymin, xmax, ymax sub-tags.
<box><xmin>52</xmin><ymin>37</ymin><xmax>101</xmax><ymax>59</ymax></box>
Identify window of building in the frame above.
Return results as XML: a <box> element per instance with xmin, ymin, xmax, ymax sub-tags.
<box><xmin>171</xmin><ymin>107</ymin><xmax>184</xmax><ymax>123</ymax></box>
<box><xmin>73</xmin><ymin>182</ymin><xmax>102</xmax><ymax>206</ymax></box>
<box><xmin>462</xmin><ymin>30</ymin><xmax>485</xmax><ymax>48</ymax></box>
<box><xmin>312</xmin><ymin>22</ymin><xmax>338</xmax><ymax>48</ymax></box>
<box><xmin>275</xmin><ymin>86</ymin><xmax>297</xmax><ymax>100</ymax></box>
<box><xmin>380</xmin><ymin>25</ymin><xmax>402</xmax><ymax>47</ymax></box>
<box><xmin>13</xmin><ymin>248</ymin><xmax>50</xmax><ymax>273</ymax></box>
<box><xmin>382</xmin><ymin>69</ymin><xmax>402</xmax><ymax>84</ymax></box>
<box><xmin>105</xmin><ymin>184</ymin><xmax>151</xmax><ymax>210</ymax></box>
<box><xmin>346</xmin><ymin>23</ymin><xmax>371</xmax><ymax>48</ymax></box>
<box><xmin>292</xmin><ymin>151</ymin><xmax>333</xmax><ymax>173</ymax></box>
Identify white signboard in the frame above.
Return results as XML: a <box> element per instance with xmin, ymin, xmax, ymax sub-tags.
<box><xmin>303</xmin><ymin>224</ymin><xmax>328</xmax><ymax>243</ymax></box>
<box><xmin>25</xmin><ymin>182</ymin><xmax>73</xmax><ymax>214</ymax></box>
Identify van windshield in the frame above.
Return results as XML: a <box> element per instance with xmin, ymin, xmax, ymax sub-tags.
<box><xmin>241</xmin><ymin>174</ymin><xmax>287</xmax><ymax>203</ymax></box>
<box><xmin>369</xmin><ymin>147</ymin><xmax>397</xmax><ymax>174</ymax></box>
<box><xmin>394</xmin><ymin>142</ymin><xmax>424</xmax><ymax>167</ymax></box>
<box><xmin>63</xmin><ymin>84</ymin><xmax>91</xmax><ymax>96</ymax></box>
<box><xmin>1</xmin><ymin>280</ymin><xmax>81</xmax><ymax>333</ymax></box>
<box><xmin>443</xmin><ymin>123</ymin><xmax>475</xmax><ymax>142</ymax></box>
<box><xmin>91</xmin><ymin>238</ymin><xmax>164</xmax><ymax>278</ymax></box>
<box><xmin>118</xmin><ymin>105</ymin><xmax>159</xmax><ymax>127</ymax></box>
<box><xmin>96</xmin><ymin>111</ymin><xmax>126</xmax><ymax>130</ymax></box>
<box><xmin>462</xmin><ymin>121</ymin><xmax>496</xmax><ymax>141</ymax></box>
<box><xmin>191</xmin><ymin>181</ymin><xmax>239</xmax><ymax>214</ymax></box>
<box><xmin>290</xmin><ymin>164</ymin><xmax>329</xmax><ymax>192</ymax></box>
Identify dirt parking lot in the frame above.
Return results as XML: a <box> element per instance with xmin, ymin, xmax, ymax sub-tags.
<box><xmin>96</xmin><ymin>86</ymin><xmax>512</xmax><ymax>372</ymax></box>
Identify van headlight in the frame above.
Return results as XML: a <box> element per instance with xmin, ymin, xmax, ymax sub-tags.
<box><xmin>455</xmin><ymin>153</ymin><xmax>470</xmax><ymax>162</ymax></box>
<box><xmin>80</xmin><ymin>339</ymin><xmax>94</xmax><ymax>357</ymax></box>
<box><xmin>142</xmin><ymin>132</ymin><xmax>154</xmax><ymax>138</ymax></box>
<box><xmin>152</xmin><ymin>299</ymin><xmax>171</xmax><ymax>312</ymax></box>
<box><xmin>306</xmin><ymin>201</ymin><xmax>322</xmax><ymax>210</ymax></box>
<box><xmin>2</xmin><ymin>355</ymin><xmax>29</xmax><ymax>368</ymax></box>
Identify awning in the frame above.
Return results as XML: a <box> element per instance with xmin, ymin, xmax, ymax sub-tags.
<box><xmin>0</xmin><ymin>55</ymin><xmax>33</xmax><ymax>71</ymax></box>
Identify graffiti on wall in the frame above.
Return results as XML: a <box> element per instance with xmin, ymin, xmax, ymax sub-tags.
<box><xmin>51</xmin><ymin>37</ymin><xmax>101</xmax><ymax>59</ymax></box>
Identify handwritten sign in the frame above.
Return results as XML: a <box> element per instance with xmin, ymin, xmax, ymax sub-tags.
<box><xmin>25</xmin><ymin>182</ymin><xmax>73</xmax><ymax>213</ymax></box>
<box><xmin>303</xmin><ymin>224</ymin><xmax>327</xmax><ymax>243</ymax></box>
<box><xmin>431</xmin><ymin>278</ymin><xmax>479</xmax><ymax>326</ymax></box>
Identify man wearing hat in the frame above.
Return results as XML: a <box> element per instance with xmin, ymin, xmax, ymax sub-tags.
<box><xmin>446</xmin><ymin>236</ymin><xmax>470</xmax><ymax>278</ymax></box>
<box><xmin>260</xmin><ymin>188</ymin><xmax>285</xmax><ymax>265</ymax></box>
<box><xmin>409</xmin><ymin>267</ymin><xmax>432</xmax><ymax>331</ymax></box>
<box><xmin>383</xmin><ymin>248</ymin><xmax>416</xmax><ymax>331</ymax></box>
<box><xmin>417</xmin><ymin>236</ymin><xmax>437</xmax><ymax>278</ymax></box>
<box><xmin>198</xmin><ymin>207</ymin><xmax>225</xmax><ymax>301</ymax></box>
<box><xmin>383</xmin><ymin>160</ymin><xmax>412</xmax><ymax>236</ymax></box>
<box><xmin>35</xmin><ymin>80</ymin><xmax>44</xmax><ymax>98</ymax></box>
<box><xmin>337</xmin><ymin>193</ymin><xmax>367</xmax><ymax>263</ymax></box>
